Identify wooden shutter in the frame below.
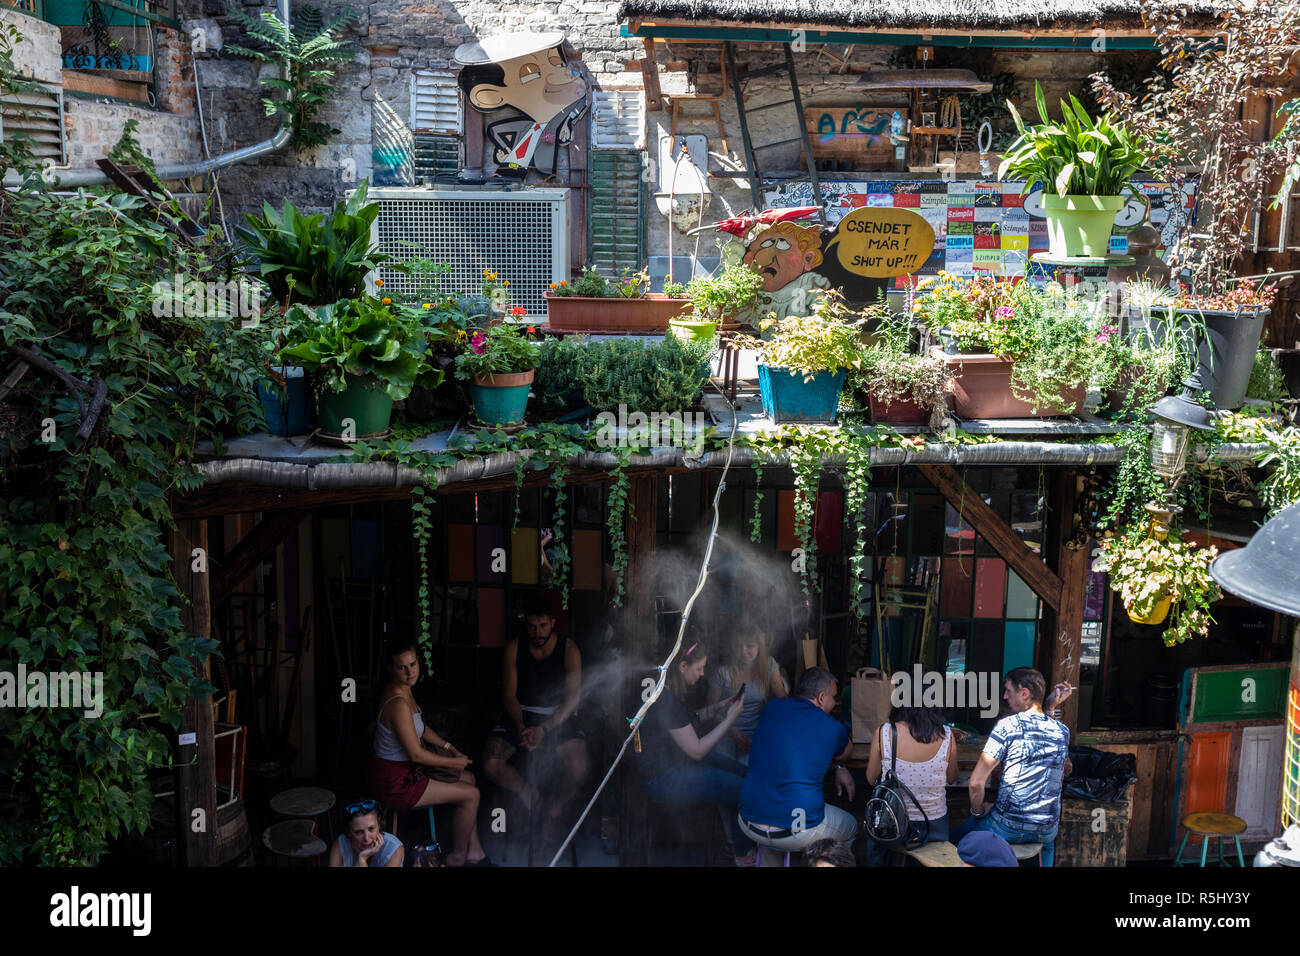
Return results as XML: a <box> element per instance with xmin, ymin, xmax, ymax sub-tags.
<box><xmin>591</xmin><ymin>88</ymin><xmax>644</xmax><ymax>150</ymax></box>
<box><xmin>0</xmin><ymin>84</ymin><xmax>65</xmax><ymax>165</ymax></box>
<box><xmin>587</xmin><ymin>149</ymin><xmax>644</xmax><ymax>278</ymax></box>
<box><xmin>410</xmin><ymin>70</ymin><xmax>461</xmax><ymax>134</ymax></box>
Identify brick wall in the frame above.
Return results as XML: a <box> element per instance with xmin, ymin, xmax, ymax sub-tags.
<box><xmin>62</xmin><ymin>97</ymin><xmax>203</xmax><ymax>169</ymax></box>
<box><xmin>3</xmin><ymin>8</ymin><xmax>61</xmax><ymax>84</ymax></box>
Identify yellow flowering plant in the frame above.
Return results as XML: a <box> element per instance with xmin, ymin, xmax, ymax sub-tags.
<box><xmin>1092</xmin><ymin>525</ymin><xmax>1220</xmax><ymax>646</ymax></box>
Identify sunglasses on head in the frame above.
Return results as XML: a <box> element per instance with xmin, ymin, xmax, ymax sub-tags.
<box><xmin>345</xmin><ymin>799</ymin><xmax>377</xmax><ymax>817</ymax></box>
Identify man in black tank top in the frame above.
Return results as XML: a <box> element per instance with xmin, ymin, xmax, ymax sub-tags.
<box><xmin>483</xmin><ymin>597</ymin><xmax>590</xmax><ymax>837</ymax></box>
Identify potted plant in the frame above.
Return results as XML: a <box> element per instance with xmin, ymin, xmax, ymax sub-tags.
<box><xmin>454</xmin><ymin>322</ymin><xmax>541</xmax><ymax>426</ymax></box>
<box><xmin>732</xmin><ymin>295</ymin><xmax>864</xmax><ymax>424</ymax></box>
<box><xmin>852</xmin><ymin>307</ymin><xmax>950</xmax><ymax>427</ymax></box>
<box><xmin>914</xmin><ymin>273</ymin><xmax>1100</xmax><ymax>418</ymax></box>
<box><xmin>998</xmin><ymin>82</ymin><xmax>1144</xmax><ymax>258</ymax></box>
<box><xmin>279</xmin><ymin>295</ymin><xmax>436</xmax><ymax>439</ymax></box>
<box><xmin>1092</xmin><ymin>520</ymin><xmax>1220</xmax><ymax>647</ymax></box>
<box><xmin>681</xmin><ymin>263</ymin><xmax>768</xmax><ymax>331</ymax></box>
<box><xmin>545</xmin><ymin>267</ymin><xmax>690</xmax><ymax>332</ymax></box>
<box><xmin>1093</xmin><ymin>3</ymin><xmax>1300</xmax><ymax>410</ymax></box>
<box><xmin>236</xmin><ymin>179</ymin><xmax>392</xmax><ymax>308</ymax></box>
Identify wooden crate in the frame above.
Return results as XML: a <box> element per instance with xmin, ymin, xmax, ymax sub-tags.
<box><xmin>1055</xmin><ymin>791</ymin><xmax>1133</xmax><ymax>867</ymax></box>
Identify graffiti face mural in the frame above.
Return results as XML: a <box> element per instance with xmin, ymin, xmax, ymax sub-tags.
<box><xmin>743</xmin><ymin>222</ymin><xmax>824</xmax><ymax>292</ymax></box>
<box><xmin>455</xmin><ymin>32</ymin><xmax>589</xmax><ymax>180</ymax></box>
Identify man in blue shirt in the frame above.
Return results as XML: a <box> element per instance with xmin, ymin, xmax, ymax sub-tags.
<box><xmin>951</xmin><ymin>667</ymin><xmax>1073</xmax><ymax>866</ymax></box>
<box><xmin>738</xmin><ymin>667</ymin><xmax>857</xmax><ymax>863</ymax></box>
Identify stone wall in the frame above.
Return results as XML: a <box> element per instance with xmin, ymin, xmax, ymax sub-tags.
<box><xmin>4</xmin><ymin>8</ymin><xmax>61</xmax><ymax>85</ymax></box>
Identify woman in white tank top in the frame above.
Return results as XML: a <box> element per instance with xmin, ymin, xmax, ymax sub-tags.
<box><xmin>864</xmin><ymin>704</ymin><xmax>958</xmax><ymax>866</ymax></box>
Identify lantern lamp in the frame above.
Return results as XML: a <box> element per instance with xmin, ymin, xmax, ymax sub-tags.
<box><xmin>1149</xmin><ymin>371</ymin><xmax>1215</xmax><ymax>484</ymax></box>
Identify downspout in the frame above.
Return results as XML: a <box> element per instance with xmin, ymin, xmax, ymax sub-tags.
<box><xmin>18</xmin><ymin>0</ymin><xmax>294</xmax><ymax>189</ymax></box>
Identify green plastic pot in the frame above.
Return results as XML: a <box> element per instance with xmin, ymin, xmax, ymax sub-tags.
<box><xmin>669</xmin><ymin>318</ymin><xmax>719</xmax><ymax>343</ymax></box>
<box><xmin>1041</xmin><ymin>194</ymin><xmax>1126</xmax><ymax>258</ymax></box>
<box><xmin>469</xmin><ymin>369</ymin><xmax>534</xmax><ymax>426</ymax></box>
<box><xmin>316</xmin><ymin>373</ymin><xmax>394</xmax><ymax>438</ymax></box>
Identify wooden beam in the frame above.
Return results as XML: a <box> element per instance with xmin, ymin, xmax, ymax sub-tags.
<box><xmin>628</xmin><ymin>17</ymin><xmax>1205</xmax><ymax>39</ymax></box>
<box><xmin>210</xmin><ymin>509</ymin><xmax>306</xmax><ymax>607</ymax></box>
<box><xmin>1046</xmin><ymin>470</ymin><xmax>1088</xmax><ymax>734</ymax></box>
<box><xmin>620</xmin><ymin>473</ymin><xmax>660</xmax><ymax>867</ymax></box>
<box><xmin>916</xmin><ymin>464</ymin><xmax>1063</xmax><ymax>611</ymax></box>
<box><xmin>169</xmin><ymin>518</ymin><xmax>217</xmax><ymax>867</ymax></box>
<box><xmin>641</xmin><ymin>37</ymin><xmax>663</xmax><ymax>111</ymax></box>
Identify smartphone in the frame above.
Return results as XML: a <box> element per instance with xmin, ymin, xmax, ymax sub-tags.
<box><xmin>732</xmin><ymin>683</ymin><xmax>746</xmax><ymax>702</ymax></box>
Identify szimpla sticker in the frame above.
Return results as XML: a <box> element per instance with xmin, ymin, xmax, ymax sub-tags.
<box><xmin>824</xmin><ymin>206</ymin><xmax>936</xmax><ymax>279</ymax></box>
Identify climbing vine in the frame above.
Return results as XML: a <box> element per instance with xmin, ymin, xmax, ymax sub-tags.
<box><xmin>749</xmin><ymin>459</ymin><xmax>765</xmax><ymax>543</ymax></box>
<box><xmin>843</xmin><ymin>441</ymin><xmax>872</xmax><ymax>618</ymax></box>
<box><xmin>547</xmin><ymin>464</ymin><xmax>572</xmax><ymax>609</ymax></box>
<box><xmin>607</xmin><ymin>447</ymin><xmax>633</xmax><ymax>607</ymax></box>
<box><xmin>410</xmin><ymin>484</ymin><xmax>434</xmax><ymax>674</ymax></box>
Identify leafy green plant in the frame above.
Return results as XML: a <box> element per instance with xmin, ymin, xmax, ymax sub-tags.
<box><xmin>959</xmin><ymin>72</ymin><xmax>1023</xmax><ymax>152</ymax></box>
<box><xmin>281</xmin><ymin>296</ymin><xmax>435</xmax><ymax>399</ymax></box>
<box><xmin>1093</xmin><ymin>524</ymin><xmax>1220</xmax><ymax>646</ymax></box>
<box><xmin>576</xmin><ymin>335</ymin><xmax>714</xmax><ymax>412</ymax></box>
<box><xmin>999</xmin><ymin>81</ymin><xmax>1145</xmax><ymax>197</ymax></box>
<box><xmin>225</xmin><ymin>5</ymin><xmax>358</xmax><ymax>151</ymax></box>
<box><xmin>663</xmin><ymin>281</ymin><xmax>688</xmax><ymax>298</ymax></box>
<box><xmin>850</xmin><ymin>306</ymin><xmax>949</xmax><ymax>424</ymax></box>
<box><xmin>0</xmin><ymin>36</ymin><xmax>257</xmax><ymax>861</ymax></box>
<box><xmin>453</xmin><ymin>323</ymin><xmax>540</xmax><ymax>380</ymax></box>
<box><xmin>533</xmin><ymin>337</ymin><xmax>588</xmax><ymax>413</ymax></box>
<box><xmin>236</xmin><ymin>180</ymin><xmax>389</xmax><ymax>307</ymax></box>
<box><xmin>548</xmin><ymin>266</ymin><xmax>652</xmax><ymax>299</ymax></box>
<box><xmin>684</xmin><ymin>263</ymin><xmax>768</xmax><ymax>323</ymax></box>
<box><xmin>732</xmin><ymin>294</ymin><xmax>866</xmax><ymax>378</ymax></box>
<box><xmin>1257</xmin><ymin>424</ymin><xmax>1300</xmax><ymax>515</ymax></box>
<box><xmin>1246</xmin><ymin>350</ymin><xmax>1287</xmax><ymax>402</ymax></box>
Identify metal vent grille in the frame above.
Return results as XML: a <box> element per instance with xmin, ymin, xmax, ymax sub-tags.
<box><xmin>591</xmin><ymin>88</ymin><xmax>645</xmax><ymax>149</ymax></box>
<box><xmin>0</xmin><ymin>84</ymin><xmax>66</xmax><ymax>165</ymax></box>
<box><xmin>410</xmin><ymin>70</ymin><xmax>461</xmax><ymax>134</ymax></box>
<box><xmin>367</xmin><ymin>188</ymin><xmax>568</xmax><ymax>319</ymax></box>
<box><xmin>412</xmin><ymin>134</ymin><xmax>460</xmax><ymax>185</ymax></box>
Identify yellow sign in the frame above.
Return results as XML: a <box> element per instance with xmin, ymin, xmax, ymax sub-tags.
<box><xmin>825</xmin><ymin>207</ymin><xmax>936</xmax><ymax>279</ymax></box>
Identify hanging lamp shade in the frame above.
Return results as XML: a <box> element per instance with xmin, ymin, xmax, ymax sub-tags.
<box><xmin>1210</xmin><ymin>501</ymin><xmax>1300</xmax><ymax>617</ymax></box>
<box><xmin>855</xmin><ymin>69</ymin><xmax>992</xmax><ymax>92</ymax></box>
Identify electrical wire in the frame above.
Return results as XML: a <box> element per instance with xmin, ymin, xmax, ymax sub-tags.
<box><xmin>547</xmin><ymin>375</ymin><xmax>744</xmax><ymax>866</ymax></box>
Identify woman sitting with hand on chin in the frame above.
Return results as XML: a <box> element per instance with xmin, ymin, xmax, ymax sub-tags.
<box><xmin>328</xmin><ymin>799</ymin><xmax>404</xmax><ymax>868</ymax></box>
<box><xmin>370</xmin><ymin>638</ymin><xmax>491</xmax><ymax>866</ymax></box>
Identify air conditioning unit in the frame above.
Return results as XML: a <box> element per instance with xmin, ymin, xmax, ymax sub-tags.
<box><xmin>366</xmin><ymin>187</ymin><xmax>568</xmax><ymax>319</ymax></box>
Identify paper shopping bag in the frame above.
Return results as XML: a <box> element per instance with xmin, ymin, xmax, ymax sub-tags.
<box><xmin>851</xmin><ymin>667</ymin><xmax>892</xmax><ymax>744</ymax></box>
<box><xmin>795</xmin><ymin>635</ymin><xmax>829</xmax><ymax>684</ymax></box>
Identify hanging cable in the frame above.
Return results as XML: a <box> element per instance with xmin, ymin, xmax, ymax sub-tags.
<box><xmin>547</xmin><ymin>374</ymin><xmax>744</xmax><ymax>866</ymax></box>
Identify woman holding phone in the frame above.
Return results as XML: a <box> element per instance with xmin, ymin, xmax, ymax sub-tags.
<box><xmin>706</xmin><ymin>631</ymin><xmax>787</xmax><ymax>763</ymax></box>
<box><xmin>636</xmin><ymin>640</ymin><xmax>757</xmax><ymax>865</ymax></box>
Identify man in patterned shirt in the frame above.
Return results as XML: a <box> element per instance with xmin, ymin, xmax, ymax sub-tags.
<box><xmin>951</xmin><ymin>667</ymin><xmax>1073</xmax><ymax>866</ymax></box>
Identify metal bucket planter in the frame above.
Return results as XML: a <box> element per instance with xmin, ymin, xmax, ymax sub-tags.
<box><xmin>757</xmin><ymin>364</ymin><xmax>847</xmax><ymax>424</ymax></box>
<box><xmin>1143</xmin><ymin>305</ymin><xmax>1269</xmax><ymax>411</ymax></box>
<box><xmin>669</xmin><ymin>318</ymin><xmax>718</xmax><ymax>343</ymax></box>
<box><xmin>1041</xmin><ymin>194</ymin><xmax>1126</xmax><ymax>258</ymax></box>
<box><xmin>469</xmin><ymin>369</ymin><xmax>534</xmax><ymax>426</ymax></box>
<box><xmin>1127</xmin><ymin>595</ymin><xmax>1172</xmax><ymax>627</ymax></box>
<box><xmin>316</xmin><ymin>372</ymin><xmax>394</xmax><ymax>439</ymax></box>
<box><xmin>256</xmin><ymin>366</ymin><xmax>312</xmax><ymax>436</ymax></box>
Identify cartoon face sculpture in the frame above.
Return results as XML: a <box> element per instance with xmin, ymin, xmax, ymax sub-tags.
<box><xmin>455</xmin><ymin>32</ymin><xmax>589</xmax><ymax>180</ymax></box>
<box><xmin>743</xmin><ymin>222</ymin><xmax>825</xmax><ymax>292</ymax></box>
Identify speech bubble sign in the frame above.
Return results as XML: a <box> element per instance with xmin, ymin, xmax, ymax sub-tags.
<box><xmin>826</xmin><ymin>207</ymin><xmax>936</xmax><ymax>278</ymax></box>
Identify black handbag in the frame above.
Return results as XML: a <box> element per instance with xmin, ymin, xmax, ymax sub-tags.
<box><xmin>863</xmin><ymin>723</ymin><xmax>930</xmax><ymax>849</ymax></box>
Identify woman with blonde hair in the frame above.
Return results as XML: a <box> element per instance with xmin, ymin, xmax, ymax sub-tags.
<box><xmin>706</xmin><ymin>631</ymin><xmax>788</xmax><ymax>762</ymax></box>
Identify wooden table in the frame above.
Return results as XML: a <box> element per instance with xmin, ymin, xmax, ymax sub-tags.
<box><xmin>270</xmin><ymin>786</ymin><xmax>335</xmax><ymax>819</ymax></box>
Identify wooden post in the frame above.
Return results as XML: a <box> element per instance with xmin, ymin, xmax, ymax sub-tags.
<box><xmin>1046</xmin><ymin>471</ymin><xmax>1088</xmax><ymax>735</ymax></box>
<box><xmin>170</xmin><ymin>518</ymin><xmax>218</xmax><ymax>867</ymax></box>
<box><xmin>620</xmin><ymin>473</ymin><xmax>659</xmax><ymax>867</ymax></box>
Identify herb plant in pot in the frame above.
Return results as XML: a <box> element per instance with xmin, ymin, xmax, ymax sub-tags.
<box><xmin>454</xmin><ymin>323</ymin><xmax>541</xmax><ymax>426</ymax></box>
<box><xmin>732</xmin><ymin>296</ymin><xmax>864</xmax><ymax>424</ymax></box>
<box><xmin>545</xmin><ymin>267</ymin><xmax>690</xmax><ymax>332</ymax></box>
<box><xmin>681</xmin><ymin>263</ymin><xmax>768</xmax><ymax>331</ymax></box>
<box><xmin>999</xmin><ymin>83</ymin><xmax>1144</xmax><ymax>258</ymax></box>
<box><xmin>852</xmin><ymin>307</ymin><xmax>949</xmax><ymax>427</ymax></box>
<box><xmin>280</xmin><ymin>295</ymin><xmax>436</xmax><ymax>440</ymax></box>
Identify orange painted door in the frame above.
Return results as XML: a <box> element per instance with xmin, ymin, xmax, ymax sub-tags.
<box><xmin>1185</xmin><ymin>731</ymin><xmax>1232</xmax><ymax>815</ymax></box>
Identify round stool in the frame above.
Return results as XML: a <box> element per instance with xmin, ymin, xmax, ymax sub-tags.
<box><xmin>270</xmin><ymin>785</ymin><xmax>336</xmax><ymax>848</ymax></box>
<box><xmin>1011</xmin><ymin>842</ymin><xmax>1044</xmax><ymax>866</ymax></box>
<box><xmin>262</xmin><ymin>819</ymin><xmax>327</xmax><ymax>866</ymax></box>
<box><xmin>1174</xmin><ymin>812</ymin><xmax>1247</xmax><ymax>867</ymax></box>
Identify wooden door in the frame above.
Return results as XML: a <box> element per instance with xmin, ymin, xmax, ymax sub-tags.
<box><xmin>1235</xmin><ymin>725</ymin><xmax>1285</xmax><ymax>841</ymax></box>
<box><xmin>1185</xmin><ymin>731</ymin><xmax>1232</xmax><ymax>816</ymax></box>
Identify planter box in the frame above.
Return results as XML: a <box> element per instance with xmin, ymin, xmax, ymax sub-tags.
<box><xmin>934</xmin><ymin>347</ymin><xmax>1084</xmax><ymax>419</ymax></box>
<box><xmin>867</xmin><ymin>392</ymin><xmax>930</xmax><ymax>426</ymax></box>
<box><xmin>757</xmin><ymin>364</ymin><xmax>847</xmax><ymax>424</ymax></box>
<box><xmin>544</xmin><ymin>293</ymin><xmax>690</xmax><ymax>331</ymax></box>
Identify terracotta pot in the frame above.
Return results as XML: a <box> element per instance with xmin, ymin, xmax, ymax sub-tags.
<box><xmin>470</xmin><ymin>369</ymin><xmax>535</xmax><ymax>389</ymax></box>
<box><xmin>867</xmin><ymin>392</ymin><xmax>930</xmax><ymax>425</ymax></box>
<box><xmin>544</xmin><ymin>293</ymin><xmax>690</xmax><ymax>331</ymax></box>
<box><xmin>934</xmin><ymin>347</ymin><xmax>1084</xmax><ymax>418</ymax></box>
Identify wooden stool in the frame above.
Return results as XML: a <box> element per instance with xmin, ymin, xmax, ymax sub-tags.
<box><xmin>1174</xmin><ymin>812</ymin><xmax>1247</xmax><ymax>867</ymax></box>
<box><xmin>270</xmin><ymin>785</ymin><xmax>335</xmax><ymax>845</ymax></box>
<box><xmin>903</xmin><ymin>840</ymin><xmax>962</xmax><ymax>867</ymax></box>
<box><xmin>262</xmin><ymin>819</ymin><xmax>326</xmax><ymax>866</ymax></box>
<box><xmin>1012</xmin><ymin>842</ymin><xmax>1044</xmax><ymax>866</ymax></box>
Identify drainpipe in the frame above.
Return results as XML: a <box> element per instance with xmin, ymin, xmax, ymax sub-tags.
<box><xmin>14</xmin><ymin>0</ymin><xmax>293</xmax><ymax>189</ymax></box>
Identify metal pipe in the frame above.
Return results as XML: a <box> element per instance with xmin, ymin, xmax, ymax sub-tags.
<box><xmin>25</xmin><ymin>0</ymin><xmax>292</xmax><ymax>189</ymax></box>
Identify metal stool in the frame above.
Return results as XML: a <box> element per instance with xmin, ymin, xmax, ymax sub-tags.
<box><xmin>1174</xmin><ymin>812</ymin><xmax>1247</xmax><ymax>867</ymax></box>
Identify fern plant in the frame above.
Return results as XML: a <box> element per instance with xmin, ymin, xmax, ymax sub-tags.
<box><xmin>226</xmin><ymin>5</ymin><xmax>358</xmax><ymax>151</ymax></box>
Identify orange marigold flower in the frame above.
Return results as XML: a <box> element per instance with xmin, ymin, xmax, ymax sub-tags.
<box><xmin>376</xmin><ymin>279</ymin><xmax>385</xmax><ymax>287</ymax></box>
<box><xmin>381</xmin><ymin>297</ymin><xmax>392</xmax><ymax>305</ymax></box>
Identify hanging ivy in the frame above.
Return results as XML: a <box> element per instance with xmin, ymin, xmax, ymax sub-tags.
<box><xmin>548</xmin><ymin>464</ymin><xmax>572</xmax><ymax>609</ymax></box>
<box><xmin>410</xmin><ymin>484</ymin><xmax>435</xmax><ymax>675</ymax></box>
<box><xmin>607</xmin><ymin>447</ymin><xmax>632</xmax><ymax>607</ymax></box>
<box><xmin>750</xmin><ymin>458</ymin><xmax>765</xmax><ymax>543</ymax></box>
<box><xmin>787</xmin><ymin>440</ymin><xmax>823</xmax><ymax>594</ymax></box>
<box><xmin>843</xmin><ymin>441</ymin><xmax>872</xmax><ymax>618</ymax></box>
